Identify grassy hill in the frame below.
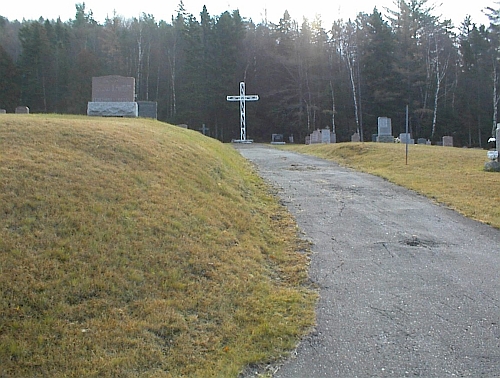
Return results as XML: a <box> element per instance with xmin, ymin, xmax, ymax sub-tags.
<box><xmin>0</xmin><ymin>115</ymin><xmax>316</xmax><ymax>377</ymax></box>
<box><xmin>285</xmin><ymin>143</ymin><xmax>500</xmax><ymax>229</ymax></box>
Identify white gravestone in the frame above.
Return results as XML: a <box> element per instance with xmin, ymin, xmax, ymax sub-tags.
<box><xmin>311</xmin><ymin>129</ymin><xmax>322</xmax><ymax>144</ymax></box>
<box><xmin>320</xmin><ymin>129</ymin><xmax>331</xmax><ymax>144</ymax></box>
<box><xmin>399</xmin><ymin>133</ymin><xmax>414</xmax><ymax>144</ymax></box>
<box><xmin>484</xmin><ymin>124</ymin><xmax>500</xmax><ymax>171</ymax></box>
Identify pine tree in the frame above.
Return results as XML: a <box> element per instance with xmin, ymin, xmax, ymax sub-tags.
<box><xmin>0</xmin><ymin>44</ymin><xmax>20</xmax><ymax>111</ymax></box>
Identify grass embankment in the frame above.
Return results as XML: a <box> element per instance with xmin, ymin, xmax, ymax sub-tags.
<box><xmin>284</xmin><ymin>143</ymin><xmax>500</xmax><ymax>229</ymax></box>
<box><xmin>0</xmin><ymin>115</ymin><xmax>316</xmax><ymax>377</ymax></box>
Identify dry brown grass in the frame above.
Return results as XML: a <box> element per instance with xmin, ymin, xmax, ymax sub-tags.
<box><xmin>0</xmin><ymin>115</ymin><xmax>316</xmax><ymax>377</ymax></box>
<box><xmin>284</xmin><ymin>142</ymin><xmax>500</xmax><ymax>229</ymax></box>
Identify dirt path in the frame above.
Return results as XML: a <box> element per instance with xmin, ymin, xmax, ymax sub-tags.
<box><xmin>234</xmin><ymin>144</ymin><xmax>500</xmax><ymax>377</ymax></box>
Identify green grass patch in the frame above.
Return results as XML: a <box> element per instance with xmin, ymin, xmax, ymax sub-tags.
<box><xmin>283</xmin><ymin>142</ymin><xmax>500</xmax><ymax>228</ymax></box>
<box><xmin>0</xmin><ymin>115</ymin><xmax>316</xmax><ymax>377</ymax></box>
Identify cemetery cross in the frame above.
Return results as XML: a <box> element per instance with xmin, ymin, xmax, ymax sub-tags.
<box><xmin>226</xmin><ymin>82</ymin><xmax>259</xmax><ymax>142</ymax></box>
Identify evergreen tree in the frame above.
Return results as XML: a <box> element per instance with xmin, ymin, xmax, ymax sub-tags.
<box><xmin>0</xmin><ymin>43</ymin><xmax>20</xmax><ymax>111</ymax></box>
<box><xmin>358</xmin><ymin>8</ymin><xmax>398</xmax><ymax>136</ymax></box>
<box><xmin>458</xmin><ymin>19</ymin><xmax>492</xmax><ymax>146</ymax></box>
<box><xmin>17</xmin><ymin>20</ymin><xmax>52</xmax><ymax>112</ymax></box>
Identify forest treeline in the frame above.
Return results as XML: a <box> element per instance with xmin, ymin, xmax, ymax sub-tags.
<box><xmin>1</xmin><ymin>1</ymin><xmax>500</xmax><ymax>144</ymax></box>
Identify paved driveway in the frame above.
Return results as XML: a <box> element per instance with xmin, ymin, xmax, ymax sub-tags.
<box><xmin>235</xmin><ymin>144</ymin><xmax>500</xmax><ymax>377</ymax></box>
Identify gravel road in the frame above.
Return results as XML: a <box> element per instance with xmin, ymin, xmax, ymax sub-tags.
<box><xmin>234</xmin><ymin>144</ymin><xmax>500</xmax><ymax>378</ymax></box>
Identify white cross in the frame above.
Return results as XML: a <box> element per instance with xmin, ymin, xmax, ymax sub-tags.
<box><xmin>199</xmin><ymin>123</ymin><xmax>209</xmax><ymax>135</ymax></box>
<box><xmin>226</xmin><ymin>82</ymin><xmax>259</xmax><ymax>142</ymax></box>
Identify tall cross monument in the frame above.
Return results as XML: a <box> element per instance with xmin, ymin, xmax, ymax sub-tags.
<box><xmin>226</xmin><ymin>82</ymin><xmax>259</xmax><ymax>142</ymax></box>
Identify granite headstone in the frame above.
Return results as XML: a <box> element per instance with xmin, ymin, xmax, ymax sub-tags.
<box><xmin>92</xmin><ymin>76</ymin><xmax>135</xmax><ymax>102</ymax></box>
<box><xmin>271</xmin><ymin>134</ymin><xmax>285</xmax><ymax>145</ymax></box>
<box><xmin>443</xmin><ymin>136</ymin><xmax>453</xmax><ymax>147</ymax></box>
<box><xmin>321</xmin><ymin>129</ymin><xmax>331</xmax><ymax>144</ymax></box>
<box><xmin>377</xmin><ymin>117</ymin><xmax>394</xmax><ymax>143</ymax></box>
<box><xmin>399</xmin><ymin>133</ymin><xmax>414</xmax><ymax>144</ymax></box>
<box><xmin>88</xmin><ymin>75</ymin><xmax>138</xmax><ymax>117</ymax></box>
<box><xmin>137</xmin><ymin>101</ymin><xmax>157</xmax><ymax>119</ymax></box>
<box><xmin>15</xmin><ymin>106</ymin><xmax>29</xmax><ymax>114</ymax></box>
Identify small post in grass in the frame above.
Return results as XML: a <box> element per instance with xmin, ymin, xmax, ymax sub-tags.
<box><xmin>405</xmin><ymin>104</ymin><xmax>409</xmax><ymax>165</ymax></box>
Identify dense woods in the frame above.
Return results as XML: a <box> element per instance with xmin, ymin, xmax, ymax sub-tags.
<box><xmin>1</xmin><ymin>1</ymin><xmax>500</xmax><ymax>144</ymax></box>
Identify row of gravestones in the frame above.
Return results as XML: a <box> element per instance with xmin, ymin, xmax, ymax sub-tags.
<box><xmin>0</xmin><ymin>106</ymin><xmax>30</xmax><ymax>114</ymax></box>
<box><xmin>350</xmin><ymin>117</ymin><xmax>454</xmax><ymax>146</ymax></box>
<box><xmin>1</xmin><ymin>76</ymin><xmax>157</xmax><ymax>119</ymax></box>
<box><xmin>305</xmin><ymin>129</ymin><xmax>337</xmax><ymax>145</ymax></box>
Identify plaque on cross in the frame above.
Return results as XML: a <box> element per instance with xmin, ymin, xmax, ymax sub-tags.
<box><xmin>226</xmin><ymin>82</ymin><xmax>259</xmax><ymax>142</ymax></box>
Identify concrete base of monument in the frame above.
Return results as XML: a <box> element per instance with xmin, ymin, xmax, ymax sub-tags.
<box><xmin>232</xmin><ymin>139</ymin><xmax>254</xmax><ymax>143</ymax></box>
<box><xmin>87</xmin><ymin>102</ymin><xmax>138</xmax><ymax>117</ymax></box>
<box><xmin>377</xmin><ymin>135</ymin><xmax>395</xmax><ymax>143</ymax></box>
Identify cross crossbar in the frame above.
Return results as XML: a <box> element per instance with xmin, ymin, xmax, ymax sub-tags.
<box><xmin>227</xmin><ymin>95</ymin><xmax>259</xmax><ymax>101</ymax></box>
<box><xmin>226</xmin><ymin>82</ymin><xmax>259</xmax><ymax>141</ymax></box>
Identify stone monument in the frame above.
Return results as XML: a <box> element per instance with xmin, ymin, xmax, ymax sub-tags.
<box><xmin>137</xmin><ymin>101</ymin><xmax>157</xmax><ymax>119</ymax></box>
<box><xmin>351</xmin><ymin>132</ymin><xmax>361</xmax><ymax>142</ymax></box>
<box><xmin>305</xmin><ymin>128</ymin><xmax>335</xmax><ymax>144</ymax></box>
<box><xmin>321</xmin><ymin>129</ymin><xmax>331</xmax><ymax>144</ymax></box>
<box><xmin>442</xmin><ymin>136</ymin><xmax>453</xmax><ymax>147</ymax></box>
<box><xmin>399</xmin><ymin>133</ymin><xmax>414</xmax><ymax>144</ymax></box>
<box><xmin>271</xmin><ymin>134</ymin><xmax>285</xmax><ymax>145</ymax></box>
<box><xmin>485</xmin><ymin>124</ymin><xmax>500</xmax><ymax>171</ymax></box>
<box><xmin>496</xmin><ymin>124</ymin><xmax>500</xmax><ymax>155</ymax></box>
<box><xmin>87</xmin><ymin>75</ymin><xmax>138</xmax><ymax>117</ymax></box>
<box><xmin>310</xmin><ymin>129</ymin><xmax>321</xmax><ymax>144</ymax></box>
<box><xmin>377</xmin><ymin>117</ymin><xmax>394</xmax><ymax>143</ymax></box>
<box><xmin>15</xmin><ymin>106</ymin><xmax>29</xmax><ymax>114</ymax></box>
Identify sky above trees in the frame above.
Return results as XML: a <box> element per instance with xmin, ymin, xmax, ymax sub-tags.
<box><xmin>0</xmin><ymin>0</ymin><xmax>493</xmax><ymax>27</ymax></box>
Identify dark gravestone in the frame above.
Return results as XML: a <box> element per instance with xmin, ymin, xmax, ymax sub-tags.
<box><xmin>92</xmin><ymin>76</ymin><xmax>135</xmax><ymax>102</ymax></box>
<box><xmin>0</xmin><ymin>109</ymin><xmax>6</xmax><ymax>114</ymax></box>
<box><xmin>137</xmin><ymin>101</ymin><xmax>158</xmax><ymax>119</ymax></box>
<box><xmin>271</xmin><ymin>134</ymin><xmax>285</xmax><ymax>145</ymax></box>
<box><xmin>88</xmin><ymin>75</ymin><xmax>137</xmax><ymax>117</ymax></box>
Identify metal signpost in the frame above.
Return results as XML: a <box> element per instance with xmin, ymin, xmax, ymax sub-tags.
<box><xmin>227</xmin><ymin>82</ymin><xmax>259</xmax><ymax>143</ymax></box>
